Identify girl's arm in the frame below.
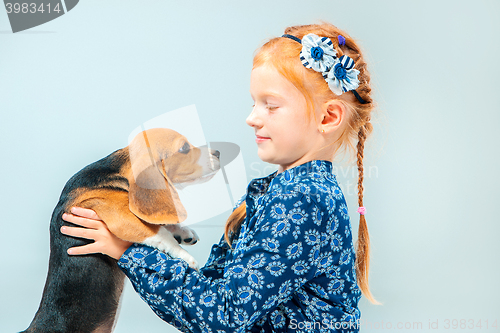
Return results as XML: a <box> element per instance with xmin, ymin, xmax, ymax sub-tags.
<box><xmin>61</xmin><ymin>208</ymin><xmax>230</xmax><ymax>280</ymax></box>
<box><xmin>60</xmin><ymin>195</ymin><xmax>248</xmax><ymax>275</ymax></box>
<box><xmin>117</xmin><ymin>192</ymin><xmax>335</xmax><ymax>332</ymax></box>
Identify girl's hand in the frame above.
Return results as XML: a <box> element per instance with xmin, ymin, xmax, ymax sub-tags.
<box><xmin>60</xmin><ymin>207</ymin><xmax>133</xmax><ymax>260</ymax></box>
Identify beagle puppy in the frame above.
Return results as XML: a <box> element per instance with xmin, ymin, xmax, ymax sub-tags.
<box><xmin>22</xmin><ymin>128</ymin><xmax>220</xmax><ymax>333</ymax></box>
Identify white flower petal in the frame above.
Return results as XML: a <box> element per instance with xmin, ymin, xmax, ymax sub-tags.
<box><xmin>325</xmin><ymin>66</ymin><xmax>360</xmax><ymax>95</ymax></box>
<box><xmin>300</xmin><ymin>33</ymin><xmax>337</xmax><ymax>73</ymax></box>
<box><xmin>323</xmin><ymin>47</ymin><xmax>337</xmax><ymax>58</ymax></box>
<box><xmin>302</xmin><ymin>33</ymin><xmax>321</xmax><ymax>49</ymax></box>
<box><xmin>343</xmin><ymin>69</ymin><xmax>361</xmax><ymax>91</ymax></box>
<box><xmin>325</xmin><ymin>76</ymin><xmax>344</xmax><ymax>96</ymax></box>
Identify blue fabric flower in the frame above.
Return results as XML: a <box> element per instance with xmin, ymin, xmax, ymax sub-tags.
<box><xmin>334</xmin><ymin>63</ymin><xmax>347</xmax><ymax>80</ymax></box>
<box><xmin>325</xmin><ymin>55</ymin><xmax>361</xmax><ymax>95</ymax></box>
<box><xmin>300</xmin><ymin>33</ymin><xmax>337</xmax><ymax>72</ymax></box>
<box><xmin>282</xmin><ymin>33</ymin><xmax>365</xmax><ymax>101</ymax></box>
<box><xmin>310</xmin><ymin>46</ymin><xmax>324</xmax><ymax>60</ymax></box>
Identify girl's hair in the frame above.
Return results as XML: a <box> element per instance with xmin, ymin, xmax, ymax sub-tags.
<box><xmin>225</xmin><ymin>23</ymin><xmax>377</xmax><ymax>304</ymax></box>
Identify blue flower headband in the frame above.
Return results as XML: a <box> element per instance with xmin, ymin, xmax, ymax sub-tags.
<box><xmin>282</xmin><ymin>33</ymin><xmax>367</xmax><ymax>104</ymax></box>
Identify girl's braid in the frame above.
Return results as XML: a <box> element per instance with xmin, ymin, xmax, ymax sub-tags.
<box><xmin>355</xmin><ymin>124</ymin><xmax>379</xmax><ymax>304</ymax></box>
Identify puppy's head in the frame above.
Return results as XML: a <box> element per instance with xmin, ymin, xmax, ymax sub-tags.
<box><xmin>127</xmin><ymin>128</ymin><xmax>220</xmax><ymax>224</ymax></box>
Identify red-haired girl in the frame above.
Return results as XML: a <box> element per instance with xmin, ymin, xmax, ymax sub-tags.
<box><xmin>62</xmin><ymin>23</ymin><xmax>377</xmax><ymax>332</ymax></box>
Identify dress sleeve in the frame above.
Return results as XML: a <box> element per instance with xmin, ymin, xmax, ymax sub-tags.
<box><xmin>198</xmin><ymin>234</ymin><xmax>228</xmax><ymax>280</ymax></box>
<box><xmin>117</xmin><ymin>192</ymin><xmax>326</xmax><ymax>332</ymax></box>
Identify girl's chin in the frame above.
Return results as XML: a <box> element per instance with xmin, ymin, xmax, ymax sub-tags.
<box><xmin>257</xmin><ymin>152</ymin><xmax>287</xmax><ymax>168</ymax></box>
<box><xmin>257</xmin><ymin>150</ymin><xmax>275</xmax><ymax>164</ymax></box>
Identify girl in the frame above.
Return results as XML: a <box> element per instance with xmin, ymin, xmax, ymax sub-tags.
<box><xmin>61</xmin><ymin>23</ymin><xmax>377</xmax><ymax>332</ymax></box>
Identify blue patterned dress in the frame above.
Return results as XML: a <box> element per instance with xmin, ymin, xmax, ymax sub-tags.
<box><xmin>117</xmin><ymin>160</ymin><xmax>361</xmax><ymax>332</ymax></box>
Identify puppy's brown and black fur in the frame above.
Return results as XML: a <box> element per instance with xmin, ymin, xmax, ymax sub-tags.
<box><xmin>22</xmin><ymin>128</ymin><xmax>219</xmax><ymax>333</ymax></box>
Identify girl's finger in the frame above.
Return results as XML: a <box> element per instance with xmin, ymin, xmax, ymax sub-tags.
<box><xmin>67</xmin><ymin>243</ymin><xmax>101</xmax><ymax>255</ymax></box>
<box><xmin>62</xmin><ymin>213</ymin><xmax>103</xmax><ymax>229</ymax></box>
<box><xmin>70</xmin><ymin>206</ymin><xmax>101</xmax><ymax>220</ymax></box>
<box><xmin>60</xmin><ymin>226</ymin><xmax>99</xmax><ymax>241</ymax></box>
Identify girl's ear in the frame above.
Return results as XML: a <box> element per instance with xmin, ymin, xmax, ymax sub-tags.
<box><xmin>128</xmin><ymin>164</ymin><xmax>187</xmax><ymax>224</ymax></box>
<box><xmin>320</xmin><ymin>99</ymin><xmax>346</xmax><ymax>132</ymax></box>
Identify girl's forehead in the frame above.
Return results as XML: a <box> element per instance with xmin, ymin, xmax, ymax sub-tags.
<box><xmin>250</xmin><ymin>65</ymin><xmax>300</xmax><ymax>98</ymax></box>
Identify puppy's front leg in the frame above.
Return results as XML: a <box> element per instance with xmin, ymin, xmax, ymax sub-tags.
<box><xmin>143</xmin><ymin>227</ymin><xmax>199</xmax><ymax>270</ymax></box>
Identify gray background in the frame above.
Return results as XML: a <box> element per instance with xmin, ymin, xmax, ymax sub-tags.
<box><xmin>1</xmin><ymin>0</ymin><xmax>499</xmax><ymax>332</ymax></box>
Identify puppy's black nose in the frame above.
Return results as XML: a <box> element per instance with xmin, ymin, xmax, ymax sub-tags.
<box><xmin>213</xmin><ymin>150</ymin><xmax>220</xmax><ymax>159</ymax></box>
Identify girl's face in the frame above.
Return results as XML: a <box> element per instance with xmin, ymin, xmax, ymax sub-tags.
<box><xmin>247</xmin><ymin>64</ymin><xmax>323</xmax><ymax>173</ymax></box>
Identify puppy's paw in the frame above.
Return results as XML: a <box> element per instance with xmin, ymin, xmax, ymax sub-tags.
<box><xmin>174</xmin><ymin>249</ymin><xmax>199</xmax><ymax>271</ymax></box>
<box><xmin>165</xmin><ymin>225</ymin><xmax>200</xmax><ymax>245</ymax></box>
<box><xmin>144</xmin><ymin>228</ymin><xmax>200</xmax><ymax>271</ymax></box>
<box><xmin>185</xmin><ymin>257</ymin><xmax>200</xmax><ymax>271</ymax></box>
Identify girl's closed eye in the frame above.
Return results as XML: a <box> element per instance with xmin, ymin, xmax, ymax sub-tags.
<box><xmin>250</xmin><ymin>101</ymin><xmax>279</xmax><ymax>111</ymax></box>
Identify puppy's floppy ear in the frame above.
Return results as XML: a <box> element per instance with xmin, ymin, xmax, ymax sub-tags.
<box><xmin>128</xmin><ymin>131</ymin><xmax>187</xmax><ymax>224</ymax></box>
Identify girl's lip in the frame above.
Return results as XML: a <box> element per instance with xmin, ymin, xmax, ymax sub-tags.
<box><xmin>255</xmin><ymin>135</ymin><xmax>270</xmax><ymax>143</ymax></box>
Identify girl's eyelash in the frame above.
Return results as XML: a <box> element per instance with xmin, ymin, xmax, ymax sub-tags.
<box><xmin>251</xmin><ymin>103</ymin><xmax>278</xmax><ymax>110</ymax></box>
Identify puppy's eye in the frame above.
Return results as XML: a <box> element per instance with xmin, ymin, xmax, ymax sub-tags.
<box><xmin>178</xmin><ymin>142</ymin><xmax>190</xmax><ymax>154</ymax></box>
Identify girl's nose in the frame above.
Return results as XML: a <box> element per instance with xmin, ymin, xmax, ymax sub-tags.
<box><xmin>246</xmin><ymin>107</ymin><xmax>262</xmax><ymax>128</ymax></box>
